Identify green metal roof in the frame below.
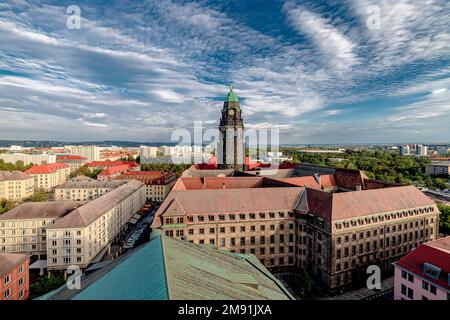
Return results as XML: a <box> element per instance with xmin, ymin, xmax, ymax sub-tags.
<box><xmin>224</xmin><ymin>83</ymin><xmax>239</xmax><ymax>103</ymax></box>
<box><xmin>72</xmin><ymin>233</ymin><xmax>169</xmax><ymax>300</ymax></box>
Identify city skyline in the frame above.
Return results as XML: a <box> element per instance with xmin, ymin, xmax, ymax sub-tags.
<box><xmin>0</xmin><ymin>0</ymin><xmax>449</xmax><ymax>143</ymax></box>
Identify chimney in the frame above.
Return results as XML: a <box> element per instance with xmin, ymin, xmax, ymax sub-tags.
<box><xmin>222</xmin><ymin>182</ymin><xmax>226</xmax><ymax>190</ymax></box>
<box><xmin>356</xmin><ymin>183</ymin><xmax>362</xmax><ymax>191</ymax></box>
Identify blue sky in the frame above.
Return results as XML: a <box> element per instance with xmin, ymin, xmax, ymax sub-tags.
<box><xmin>0</xmin><ymin>0</ymin><xmax>449</xmax><ymax>143</ymax></box>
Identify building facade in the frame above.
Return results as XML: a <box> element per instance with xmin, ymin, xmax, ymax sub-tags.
<box><xmin>0</xmin><ymin>202</ymin><xmax>84</xmax><ymax>258</ymax></box>
<box><xmin>0</xmin><ymin>253</ymin><xmax>29</xmax><ymax>300</ymax></box>
<box><xmin>56</xmin><ymin>155</ymin><xmax>88</xmax><ymax>172</ymax></box>
<box><xmin>54</xmin><ymin>176</ymin><xmax>126</xmax><ymax>201</ymax></box>
<box><xmin>425</xmin><ymin>162</ymin><xmax>450</xmax><ymax>176</ymax></box>
<box><xmin>0</xmin><ymin>153</ymin><xmax>56</xmax><ymax>165</ymax></box>
<box><xmin>217</xmin><ymin>84</ymin><xmax>246</xmax><ymax>171</ymax></box>
<box><xmin>25</xmin><ymin>163</ymin><xmax>71</xmax><ymax>191</ymax></box>
<box><xmin>68</xmin><ymin>146</ymin><xmax>101</xmax><ymax>162</ymax></box>
<box><xmin>153</xmin><ymin>171</ymin><xmax>440</xmax><ymax>293</ymax></box>
<box><xmin>116</xmin><ymin>171</ymin><xmax>177</xmax><ymax>202</ymax></box>
<box><xmin>0</xmin><ymin>171</ymin><xmax>34</xmax><ymax>201</ymax></box>
<box><xmin>46</xmin><ymin>180</ymin><xmax>146</xmax><ymax>271</ymax></box>
<box><xmin>393</xmin><ymin>236</ymin><xmax>449</xmax><ymax>300</ymax></box>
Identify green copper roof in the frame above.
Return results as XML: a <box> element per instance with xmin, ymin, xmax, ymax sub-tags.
<box><xmin>225</xmin><ymin>83</ymin><xmax>239</xmax><ymax>103</ymax></box>
<box><xmin>72</xmin><ymin>233</ymin><xmax>169</xmax><ymax>300</ymax></box>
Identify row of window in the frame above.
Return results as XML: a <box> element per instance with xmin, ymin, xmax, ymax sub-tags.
<box><xmin>166</xmin><ymin>211</ymin><xmax>295</xmax><ymax>225</ymax></box>
<box><xmin>186</xmin><ymin>223</ymin><xmax>295</xmax><ymax>235</ymax></box>
<box><xmin>336</xmin><ymin>224</ymin><xmax>434</xmax><ymax>244</ymax></box>
<box><xmin>336</xmin><ymin>208</ymin><xmax>435</xmax><ymax>229</ymax></box>
<box><xmin>401</xmin><ymin>270</ymin><xmax>438</xmax><ymax>295</ymax></box>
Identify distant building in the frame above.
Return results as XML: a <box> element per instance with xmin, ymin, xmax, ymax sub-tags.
<box><xmin>0</xmin><ymin>171</ymin><xmax>34</xmax><ymax>201</ymax></box>
<box><xmin>39</xmin><ymin>231</ymin><xmax>293</xmax><ymax>300</ymax></box>
<box><xmin>97</xmin><ymin>165</ymin><xmax>133</xmax><ymax>181</ymax></box>
<box><xmin>435</xmin><ymin>146</ymin><xmax>449</xmax><ymax>156</ymax></box>
<box><xmin>416</xmin><ymin>145</ymin><xmax>428</xmax><ymax>156</ymax></box>
<box><xmin>46</xmin><ymin>180</ymin><xmax>145</xmax><ymax>271</ymax></box>
<box><xmin>0</xmin><ymin>202</ymin><xmax>84</xmax><ymax>258</ymax></box>
<box><xmin>393</xmin><ymin>236</ymin><xmax>450</xmax><ymax>300</ymax></box>
<box><xmin>54</xmin><ymin>176</ymin><xmax>126</xmax><ymax>201</ymax></box>
<box><xmin>56</xmin><ymin>155</ymin><xmax>88</xmax><ymax>172</ymax></box>
<box><xmin>68</xmin><ymin>146</ymin><xmax>100</xmax><ymax>162</ymax></box>
<box><xmin>400</xmin><ymin>145</ymin><xmax>411</xmax><ymax>156</ymax></box>
<box><xmin>139</xmin><ymin>146</ymin><xmax>158</xmax><ymax>158</ymax></box>
<box><xmin>85</xmin><ymin>160</ymin><xmax>137</xmax><ymax>171</ymax></box>
<box><xmin>425</xmin><ymin>162</ymin><xmax>450</xmax><ymax>176</ymax></box>
<box><xmin>0</xmin><ymin>253</ymin><xmax>29</xmax><ymax>300</ymax></box>
<box><xmin>0</xmin><ymin>153</ymin><xmax>56</xmax><ymax>165</ymax></box>
<box><xmin>25</xmin><ymin>163</ymin><xmax>71</xmax><ymax>191</ymax></box>
<box><xmin>116</xmin><ymin>171</ymin><xmax>177</xmax><ymax>202</ymax></box>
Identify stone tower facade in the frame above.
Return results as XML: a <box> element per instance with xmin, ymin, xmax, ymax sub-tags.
<box><xmin>217</xmin><ymin>84</ymin><xmax>247</xmax><ymax>171</ymax></box>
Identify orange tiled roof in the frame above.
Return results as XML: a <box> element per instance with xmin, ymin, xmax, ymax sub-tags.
<box><xmin>25</xmin><ymin>163</ymin><xmax>69</xmax><ymax>174</ymax></box>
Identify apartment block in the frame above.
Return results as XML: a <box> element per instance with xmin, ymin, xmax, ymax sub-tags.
<box><xmin>394</xmin><ymin>236</ymin><xmax>449</xmax><ymax>300</ymax></box>
<box><xmin>0</xmin><ymin>202</ymin><xmax>84</xmax><ymax>258</ymax></box>
<box><xmin>0</xmin><ymin>253</ymin><xmax>29</xmax><ymax>300</ymax></box>
<box><xmin>46</xmin><ymin>180</ymin><xmax>145</xmax><ymax>271</ymax></box>
<box><xmin>0</xmin><ymin>153</ymin><xmax>56</xmax><ymax>165</ymax></box>
<box><xmin>425</xmin><ymin>162</ymin><xmax>450</xmax><ymax>176</ymax></box>
<box><xmin>68</xmin><ymin>146</ymin><xmax>101</xmax><ymax>162</ymax></box>
<box><xmin>25</xmin><ymin>163</ymin><xmax>71</xmax><ymax>191</ymax></box>
<box><xmin>0</xmin><ymin>171</ymin><xmax>34</xmax><ymax>201</ymax></box>
<box><xmin>56</xmin><ymin>155</ymin><xmax>88</xmax><ymax>172</ymax></box>
<box><xmin>54</xmin><ymin>176</ymin><xmax>126</xmax><ymax>201</ymax></box>
<box><xmin>116</xmin><ymin>171</ymin><xmax>177</xmax><ymax>202</ymax></box>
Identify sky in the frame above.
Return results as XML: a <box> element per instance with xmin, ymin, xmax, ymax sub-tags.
<box><xmin>0</xmin><ymin>0</ymin><xmax>449</xmax><ymax>144</ymax></box>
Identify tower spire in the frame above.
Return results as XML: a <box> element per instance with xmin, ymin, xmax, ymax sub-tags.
<box><xmin>229</xmin><ymin>82</ymin><xmax>234</xmax><ymax>91</ymax></box>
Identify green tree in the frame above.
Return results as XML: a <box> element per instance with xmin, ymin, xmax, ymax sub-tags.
<box><xmin>437</xmin><ymin>203</ymin><xmax>450</xmax><ymax>236</ymax></box>
<box><xmin>25</xmin><ymin>188</ymin><xmax>50</xmax><ymax>202</ymax></box>
<box><xmin>29</xmin><ymin>276</ymin><xmax>66</xmax><ymax>300</ymax></box>
<box><xmin>0</xmin><ymin>199</ymin><xmax>16</xmax><ymax>214</ymax></box>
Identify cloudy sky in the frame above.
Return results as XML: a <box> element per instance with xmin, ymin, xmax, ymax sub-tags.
<box><xmin>0</xmin><ymin>0</ymin><xmax>449</xmax><ymax>144</ymax></box>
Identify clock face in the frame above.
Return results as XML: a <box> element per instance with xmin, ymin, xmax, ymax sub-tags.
<box><xmin>228</xmin><ymin>109</ymin><xmax>235</xmax><ymax>116</ymax></box>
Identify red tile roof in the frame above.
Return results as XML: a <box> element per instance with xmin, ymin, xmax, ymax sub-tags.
<box><xmin>304</xmin><ymin>185</ymin><xmax>436</xmax><ymax>222</ymax></box>
<box><xmin>396</xmin><ymin>236</ymin><xmax>450</xmax><ymax>289</ymax></box>
<box><xmin>173</xmin><ymin>177</ymin><xmax>265</xmax><ymax>190</ymax></box>
<box><xmin>333</xmin><ymin>168</ymin><xmax>368</xmax><ymax>190</ymax></box>
<box><xmin>85</xmin><ymin>161</ymin><xmax>137</xmax><ymax>168</ymax></box>
<box><xmin>57</xmin><ymin>155</ymin><xmax>87</xmax><ymax>160</ymax></box>
<box><xmin>25</xmin><ymin>163</ymin><xmax>70</xmax><ymax>174</ymax></box>
<box><xmin>121</xmin><ymin>171</ymin><xmax>163</xmax><ymax>176</ymax></box>
<box><xmin>279</xmin><ymin>174</ymin><xmax>336</xmax><ymax>190</ymax></box>
<box><xmin>98</xmin><ymin>165</ymin><xmax>131</xmax><ymax>176</ymax></box>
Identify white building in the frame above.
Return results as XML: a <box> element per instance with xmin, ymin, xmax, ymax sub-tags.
<box><xmin>68</xmin><ymin>146</ymin><xmax>101</xmax><ymax>162</ymax></box>
<box><xmin>0</xmin><ymin>153</ymin><xmax>56</xmax><ymax>165</ymax></box>
<box><xmin>139</xmin><ymin>146</ymin><xmax>158</xmax><ymax>158</ymax></box>
<box><xmin>416</xmin><ymin>145</ymin><xmax>428</xmax><ymax>157</ymax></box>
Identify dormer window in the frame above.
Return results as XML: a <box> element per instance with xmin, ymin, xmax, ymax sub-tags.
<box><xmin>423</xmin><ymin>263</ymin><xmax>441</xmax><ymax>280</ymax></box>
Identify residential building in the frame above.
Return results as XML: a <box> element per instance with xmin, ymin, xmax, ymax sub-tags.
<box><xmin>153</xmin><ymin>169</ymin><xmax>440</xmax><ymax>293</ymax></box>
<box><xmin>25</xmin><ymin>163</ymin><xmax>71</xmax><ymax>191</ymax></box>
<box><xmin>54</xmin><ymin>176</ymin><xmax>126</xmax><ymax>201</ymax></box>
<box><xmin>0</xmin><ymin>153</ymin><xmax>56</xmax><ymax>165</ymax></box>
<box><xmin>416</xmin><ymin>145</ymin><xmax>428</xmax><ymax>156</ymax></box>
<box><xmin>400</xmin><ymin>145</ymin><xmax>411</xmax><ymax>156</ymax></box>
<box><xmin>0</xmin><ymin>253</ymin><xmax>29</xmax><ymax>300</ymax></box>
<box><xmin>56</xmin><ymin>155</ymin><xmax>88</xmax><ymax>172</ymax></box>
<box><xmin>116</xmin><ymin>171</ymin><xmax>177</xmax><ymax>202</ymax></box>
<box><xmin>68</xmin><ymin>146</ymin><xmax>100</xmax><ymax>162</ymax></box>
<box><xmin>425</xmin><ymin>162</ymin><xmax>450</xmax><ymax>176</ymax></box>
<box><xmin>0</xmin><ymin>202</ymin><xmax>84</xmax><ymax>258</ymax></box>
<box><xmin>0</xmin><ymin>171</ymin><xmax>34</xmax><ymax>201</ymax></box>
<box><xmin>394</xmin><ymin>236</ymin><xmax>449</xmax><ymax>300</ymax></box>
<box><xmin>46</xmin><ymin>180</ymin><xmax>145</xmax><ymax>271</ymax></box>
<box><xmin>85</xmin><ymin>160</ymin><xmax>138</xmax><ymax>171</ymax></box>
<box><xmin>435</xmin><ymin>146</ymin><xmax>449</xmax><ymax>156</ymax></box>
<box><xmin>97</xmin><ymin>165</ymin><xmax>133</xmax><ymax>181</ymax></box>
<box><xmin>39</xmin><ymin>231</ymin><xmax>293</xmax><ymax>300</ymax></box>
<box><xmin>139</xmin><ymin>146</ymin><xmax>158</xmax><ymax>158</ymax></box>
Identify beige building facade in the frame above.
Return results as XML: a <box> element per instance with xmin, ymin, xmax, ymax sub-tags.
<box><xmin>46</xmin><ymin>180</ymin><xmax>146</xmax><ymax>271</ymax></box>
<box><xmin>0</xmin><ymin>202</ymin><xmax>84</xmax><ymax>258</ymax></box>
<box><xmin>25</xmin><ymin>164</ymin><xmax>71</xmax><ymax>191</ymax></box>
<box><xmin>54</xmin><ymin>176</ymin><xmax>126</xmax><ymax>201</ymax></box>
<box><xmin>0</xmin><ymin>171</ymin><xmax>35</xmax><ymax>201</ymax></box>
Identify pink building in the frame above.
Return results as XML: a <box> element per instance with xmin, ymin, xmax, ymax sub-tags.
<box><xmin>394</xmin><ymin>236</ymin><xmax>450</xmax><ymax>300</ymax></box>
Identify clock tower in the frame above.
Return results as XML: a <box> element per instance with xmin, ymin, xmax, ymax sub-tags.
<box><xmin>217</xmin><ymin>83</ymin><xmax>247</xmax><ymax>171</ymax></box>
